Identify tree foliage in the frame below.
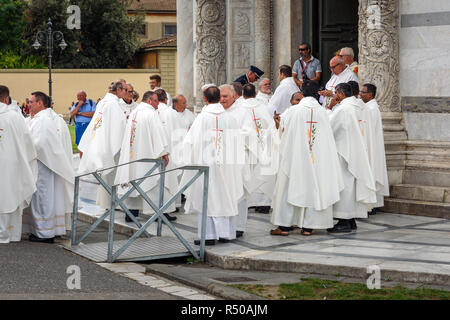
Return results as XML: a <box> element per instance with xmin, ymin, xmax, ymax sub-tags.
<box><xmin>0</xmin><ymin>0</ymin><xmax>27</xmax><ymax>52</ymax></box>
<box><xmin>25</xmin><ymin>0</ymin><xmax>144</xmax><ymax>68</ymax></box>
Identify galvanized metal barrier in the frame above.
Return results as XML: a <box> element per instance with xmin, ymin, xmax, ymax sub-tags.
<box><xmin>71</xmin><ymin>158</ymin><xmax>209</xmax><ymax>263</ymax></box>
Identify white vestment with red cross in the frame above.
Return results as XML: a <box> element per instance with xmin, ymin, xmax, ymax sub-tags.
<box><xmin>114</xmin><ymin>102</ymin><xmax>176</xmax><ymax>213</ymax></box>
<box><xmin>271</xmin><ymin>97</ymin><xmax>344</xmax><ymax>230</ymax></box>
<box><xmin>180</xmin><ymin>103</ymin><xmax>243</xmax><ymax>240</ymax></box>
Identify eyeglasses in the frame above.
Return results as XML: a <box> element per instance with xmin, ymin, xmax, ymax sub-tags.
<box><xmin>360</xmin><ymin>90</ymin><xmax>369</xmax><ymax>94</ymax></box>
<box><xmin>299</xmin><ymin>48</ymin><xmax>308</xmax><ymax>51</ymax></box>
<box><xmin>330</xmin><ymin>64</ymin><xmax>340</xmax><ymax>69</ymax></box>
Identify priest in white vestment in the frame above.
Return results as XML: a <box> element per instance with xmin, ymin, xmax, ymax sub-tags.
<box><xmin>271</xmin><ymin>81</ymin><xmax>344</xmax><ymax>236</ymax></box>
<box><xmin>78</xmin><ymin>81</ymin><xmax>128</xmax><ymax>210</ymax></box>
<box><xmin>360</xmin><ymin>84</ymin><xmax>389</xmax><ymax>213</ymax></box>
<box><xmin>181</xmin><ymin>86</ymin><xmax>243</xmax><ymax>245</ymax></box>
<box><xmin>319</xmin><ymin>56</ymin><xmax>359</xmax><ymax>109</ymax></box>
<box><xmin>348</xmin><ymin>81</ymin><xmax>371</xmax><ymax>153</ymax></box>
<box><xmin>119</xmin><ymin>83</ymin><xmax>138</xmax><ymax>120</ymax></box>
<box><xmin>150</xmin><ymin>89</ymin><xmax>179</xmax><ymax>220</ymax></box>
<box><xmin>267</xmin><ymin>65</ymin><xmax>300</xmax><ymax>115</ymax></box>
<box><xmin>49</xmin><ymin>108</ymin><xmax>74</xmax><ymax>231</ymax></box>
<box><xmin>8</xmin><ymin>97</ymin><xmax>22</xmax><ymax>116</ymax></box>
<box><xmin>327</xmin><ymin>83</ymin><xmax>377</xmax><ymax>233</ymax></box>
<box><xmin>255</xmin><ymin>78</ymin><xmax>273</xmax><ymax>105</ymax></box>
<box><xmin>220</xmin><ymin>84</ymin><xmax>254</xmax><ymax>238</ymax></box>
<box><xmin>22</xmin><ymin>92</ymin><xmax>74</xmax><ymax>242</ymax></box>
<box><xmin>0</xmin><ymin>86</ymin><xmax>37</xmax><ymax>243</ymax></box>
<box><xmin>114</xmin><ymin>91</ymin><xmax>174</xmax><ymax>222</ymax></box>
<box><xmin>171</xmin><ymin>94</ymin><xmax>196</xmax><ymax>208</ymax></box>
<box><xmin>240</xmin><ymin>84</ymin><xmax>278</xmax><ymax>216</ymax></box>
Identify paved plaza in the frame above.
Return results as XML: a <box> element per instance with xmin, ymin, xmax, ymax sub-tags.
<box><xmin>72</xmin><ymin>152</ymin><xmax>450</xmax><ymax>287</ymax></box>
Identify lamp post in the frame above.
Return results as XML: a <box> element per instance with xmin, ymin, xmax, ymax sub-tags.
<box><xmin>32</xmin><ymin>18</ymin><xmax>67</xmax><ymax>104</ymax></box>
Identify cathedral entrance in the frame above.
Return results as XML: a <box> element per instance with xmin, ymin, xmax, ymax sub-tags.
<box><xmin>302</xmin><ymin>0</ymin><xmax>359</xmax><ymax>85</ymax></box>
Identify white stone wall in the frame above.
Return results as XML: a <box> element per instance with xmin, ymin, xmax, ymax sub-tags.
<box><xmin>399</xmin><ymin>0</ymin><xmax>450</xmax><ymax>97</ymax></box>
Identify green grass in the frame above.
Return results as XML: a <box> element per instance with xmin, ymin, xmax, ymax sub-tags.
<box><xmin>231</xmin><ymin>278</ymin><xmax>450</xmax><ymax>300</ymax></box>
<box><xmin>67</xmin><ymin>124</ymin><xmax>79</xmax><ymax>153</ymax></box>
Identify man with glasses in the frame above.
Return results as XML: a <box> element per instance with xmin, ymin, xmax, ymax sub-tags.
<box><xmin>318</xmin><ymin>56</ymin><xmax>359</xmax><ymax>109</ymax></box>
<box><xmin>292</xmin><ymin>42</ymin><xmax>322</xmax><ymax>88</ymax></box>
<box><xmin>339</xmin><ymin>47</ymin><xmax>358</xmax><ymax>75</ymax></box>
<box><xmin>119</xmin><ymin>83</ymin><xmax>138</xmax><ymax>120</ymax></box>
<box><xmin>360</xmin><ymin>83</ymin><xmax>389</xmax><ymax>215</ymax></box>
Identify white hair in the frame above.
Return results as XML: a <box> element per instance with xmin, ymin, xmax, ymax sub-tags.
<box><xmin>341</xmin><ymin>47</ymin><xmax>354</xmax><ymax>58</ymax></box>
<box><xmin>258</xmin><ymin>78</ymin><xmax>270</xmax><ymax>89</ymax></box>
<box><xmin>219</xmin><ymin>84</ymin><xmax>235</xmax><ymax>96</ymax></box>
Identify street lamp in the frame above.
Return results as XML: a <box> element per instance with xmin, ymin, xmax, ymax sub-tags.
<box><xmin>32</xmin><ymin>18</ymin><xmax>67</xmax><ymax>104</ymax></box>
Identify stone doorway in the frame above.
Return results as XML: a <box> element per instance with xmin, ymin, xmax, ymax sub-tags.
<box><xmin>301</xmin><ymin>0</ymin><xmax>359</xmax><ymax>86</ymax></box>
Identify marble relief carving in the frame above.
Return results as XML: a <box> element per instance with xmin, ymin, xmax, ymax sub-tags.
<box><xmin>358</xmin><ymin>0</ymin><xmax>400</xmax><ymax>112</ymax></box>
<box><xmin>195</xmin><ymin>0</ymin><xmax>227</xmax><ymax>99</ymax></box>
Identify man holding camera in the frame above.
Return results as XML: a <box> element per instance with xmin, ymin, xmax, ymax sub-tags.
<box><xmin>292</xmin><ymin>42</ymin><xmax>322</xmax><ymax>88</ymax></box>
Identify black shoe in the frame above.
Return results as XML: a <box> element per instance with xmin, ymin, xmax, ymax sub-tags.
<box><xmin>218</xmin><ymin>238</ymin><xmax>231</xmax><ymax>243</ymax></box>
<box><xmin>194</xmin><ymin>239</ymin><xmax>216</xmax><ymax>246</ymax></box>
<box><xmin>349</xmin><ymin>218</ymin><xmax>357</xmax><ymax>230</ymax></box>
<box><xmin>236</xmin><ymin>231</ymin><xmax>244</xmax><ymax>238</ymax></box>
<box><xmin>327</xmin><ymin>220</ymin><xmax>352</xmax><ymax>233</ymax></box>
<box><xmin>174</xmin><ymin>207</ymin><xmax>180</xmax><ymax>213</ymax></box>
<box><xmin>181</xmin><ymin>194</ymin><xmax>186</xmax><ymax>203</ymax></box>
<box><xmin>164</xmin><ymin>213</ymin><xmax>177</xmax><ymax>221</ymax></box>
<box><xmin>29</xmin><ymin>234</ymin><xmax>54</xmax><ymax>243</ymax></box>
<box><xmin>369</xmin><ymin>208</ymin><xmax>378</xmax><ymax>215</ymax></box>
<box><xmin>256</xmin><ymin>206</ymin><xmax>270</xmax><ymax>213</ymax></box>
<box><xmin>125</xmin><ymin>209</ymin><xmax>139</xmax><ymax>222</ymax></box>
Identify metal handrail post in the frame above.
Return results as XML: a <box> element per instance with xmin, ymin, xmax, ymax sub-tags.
<box><xmin>157</xmin><ymin>160</ymin><xmax>166</xmax><ymax>236</ymax></box>
<box><xmin>200</xmin><ymin>169</ymin><xmax>209</xmax><ymax>262</ymax></box>
<box><xmin>71</xmin><ymin>176</ymin><xmax>80</xmax><ymax>245</ymax></box>
<box><xmin>107</xmin><ymin>185</ymin><xmax>117</xmax><ymax>262</ymax></box>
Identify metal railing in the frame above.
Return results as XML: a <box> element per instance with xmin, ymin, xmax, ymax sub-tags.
<box><xmin>71</xmin><ymin>158</ymin><xmax>209</xmax><ymax>263</ymax></box>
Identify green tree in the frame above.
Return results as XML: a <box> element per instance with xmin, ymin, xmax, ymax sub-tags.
<box><xmin>26</xmin><ymin>0</ymin><xmax>144</xmax><ymax>68</ymax></box>
<box><xmin>0</xmin><ymin>0</ymin><xmax>27</xmax><ymax>52</ymax></box>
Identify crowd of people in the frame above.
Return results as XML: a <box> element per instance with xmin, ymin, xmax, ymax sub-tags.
<box><xmin>0</xmin><ymin>43</ymin><xmax>388</xmax><ymax>246</ymax></box>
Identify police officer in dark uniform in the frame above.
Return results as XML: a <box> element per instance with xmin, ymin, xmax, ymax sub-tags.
<box><xmin>234</xmin><ymin>65</ymin><xmax>264</xmax><ymax>85</ymax></box>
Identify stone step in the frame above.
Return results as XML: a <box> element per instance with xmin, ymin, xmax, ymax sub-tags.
<box><xmin>384</xmin><ymin>131</ymin><xmax>407</xmax><ymax>141</ymax></box>
<box><xmin>384</xmin><ymin>140</ymin><xmax>407</xmax><ymax>152</ymax></box>
<box><xmin>406</xmin><ymin>151</ymin><xmax>450</xmax><ymax>162</ymax></box>
<box><xmin>403</xmin><ymin>169</ymin><xmax>450</xmax><ymax>188</ymax></box>
<box><xmin>381</xmin><ymin>112</ymin><xmax>403</xmax><ymax>124</ymax></box>
<box><xmin>381</xmin><ymin>198</ymin><xmax>450</xmax><ymax>219</ymax></box>
<box><xmin>406</xmin><ymin>140</ymin><xmax>450</xmax><ymax>152</ymax></box>
<box><xmin>383</xmin><ymin>124</ymin><xmax>405</xmax><ymax>132</ymax></box>
<box><xmin>406</xmin><ymin>160</ymin><xmax>450</xmax><ymax>172</ymax></box>
<box><xmin>390</xmin><ymin>184</ymin><xmax>449</xmax><ymax>203</ymax></box>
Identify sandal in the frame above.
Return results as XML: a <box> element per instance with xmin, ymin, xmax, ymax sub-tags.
<box><xmin>301</xmin><ymin>228</ymin><xmax>313</xmax><ymax>236</ymax></box>
<box><xmin>270</xmin><ymin>227</ymin><xmax>289</xmax><ymax>236</ymax></box>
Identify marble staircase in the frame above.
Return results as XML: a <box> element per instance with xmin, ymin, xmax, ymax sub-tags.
<box><xmin>381</xmin><ymin>113</ymin><xmax>450</xmax><ymax>218</ymax></box>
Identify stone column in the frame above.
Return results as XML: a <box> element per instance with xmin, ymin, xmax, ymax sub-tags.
<box><xmin>358</xmin><ymin>0</ymin><xmax>400</xmax><ymax>112</ymax></box>
<box><xmin>254</xmin><ymin>0</ymin><xmax>271</xmax><ymax>82</ymax></box>
<box><xmin>272</xmin><ymin>0</ymin><xmax>292</xmax><ymax>87</ymax></box>
<box><xmin>194</xmin><ymin>0</ymin><xmax>227</xmax><ymax>110</ymax></box>
<box><xmin>177</xmin><ymin>0</ymin><xmax>194</xmax><ymax>108</ymax></box>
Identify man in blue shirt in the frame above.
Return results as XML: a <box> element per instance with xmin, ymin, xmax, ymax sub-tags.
<box><xmin>292</xmin><ymin>42</ymin><xmax>322</xmax><ymax>88</ymax></box>
<box><xmin>70</xmin><ymin>90</ymin><xmax>96</xmax><ymax>157</ymax></box>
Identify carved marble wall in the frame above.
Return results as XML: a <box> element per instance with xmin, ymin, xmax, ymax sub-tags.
<box><xmin>194</xmin><ymin>0</ymin><xmax>227</xmax><ymax>108</ymax></box>
<box><xmin>358</xmin><ymin>0</ymin><xmax>400</xmax><ymax>112</ymax></box>
<box><xmin>226</xmin><ymin>0</ymin><xmax>254</xmax><ymax>81</ymax></box>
